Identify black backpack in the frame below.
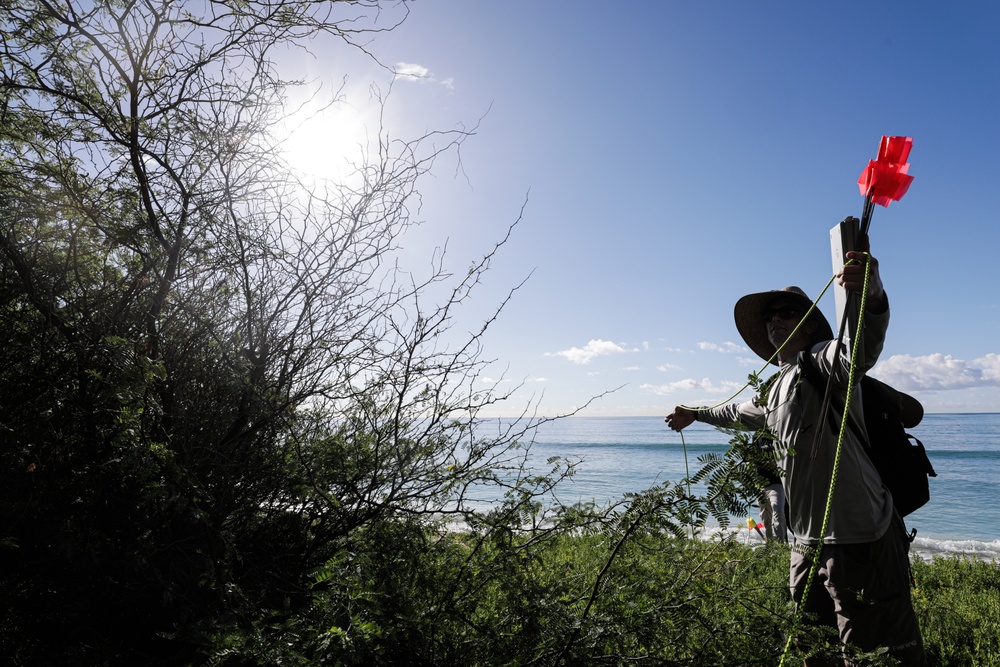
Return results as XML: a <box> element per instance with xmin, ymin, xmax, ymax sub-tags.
<box><xmin>797</xmin><ymin>351</ymin><xmax>937</xmax><ymax>517</ymax></box>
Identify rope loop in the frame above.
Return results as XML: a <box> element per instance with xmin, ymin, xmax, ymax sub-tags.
<box><xmin>666</xmin><ymin>255</ymin><xmax>874</xmax><ymax>664</ymax></box>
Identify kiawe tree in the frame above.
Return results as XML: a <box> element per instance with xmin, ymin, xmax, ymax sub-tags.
<box><xmin>0</xmin><ymin>1</ymin><xmax>556</xmax><ymax>663</ymax></box>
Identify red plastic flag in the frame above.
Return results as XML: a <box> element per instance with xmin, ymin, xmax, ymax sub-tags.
<box><xmin>857</xmin><ymin>135</ymin><xmax>914</xmax><ymax>207</ymax></box>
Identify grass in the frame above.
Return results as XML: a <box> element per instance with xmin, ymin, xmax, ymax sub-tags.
<box><xmin>212</xmin><ymin>521</ymin><xmax>1000</xmax><ymax>666</ymax></box>
<box><xmin>464</xmin><ymin>532</ymin><xmax>1000</xmax><ymax>666</ymax></box>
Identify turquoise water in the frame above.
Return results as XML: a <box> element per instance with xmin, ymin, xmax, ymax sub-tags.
<box><xmin>516</xmin><ymin>414</ymin><xmax>1000</xmax><ymax>560</ymax></box>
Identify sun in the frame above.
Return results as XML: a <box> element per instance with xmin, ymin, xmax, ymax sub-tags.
<box><xmin>276</xmin><ymin>86</ymin><xmax>380</xmax><ymax>185</ymax></box>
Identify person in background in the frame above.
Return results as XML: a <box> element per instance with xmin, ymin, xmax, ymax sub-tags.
<box><xmin>665</xmin><ymin>250</ymin><xmax>925</xmax><ymax>666</ymax></box>
<box><xmin>755</xmin><ymin>449</ymin><xmax>788</xmax><ymax>543</ymax></box>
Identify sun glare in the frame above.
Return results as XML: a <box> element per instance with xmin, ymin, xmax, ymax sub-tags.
<box><xmin>277</xmin><ymin>92</ymin><xmax>378</xmax><ymax>185</ymax></box>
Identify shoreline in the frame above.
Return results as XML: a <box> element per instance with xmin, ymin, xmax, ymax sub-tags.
<box><xmin>691</xmin><ymin>520</ymin><xmax>1000</xmax><ymax>562</ymax></box>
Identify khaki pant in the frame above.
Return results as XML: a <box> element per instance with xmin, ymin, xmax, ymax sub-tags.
<box><xmin>789</xmin><ymin>514</ymin><xmax>925</xmax><ymax>666</ymax></box>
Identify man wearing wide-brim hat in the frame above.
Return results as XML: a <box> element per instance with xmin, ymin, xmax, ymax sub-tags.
<box><xmin>665</xmin><ymin>249</ymin><xmax>925</xmax><ymax>666</ymax></box>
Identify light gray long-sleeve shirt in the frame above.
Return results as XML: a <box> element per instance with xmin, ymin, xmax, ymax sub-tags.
<box><xmin>696</xmin><ymin>306</ymin><xmax>892</xmax><ymax>546</ymax></box>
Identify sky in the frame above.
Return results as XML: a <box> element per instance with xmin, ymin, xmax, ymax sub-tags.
<box><xmin>279</xmin><ymin>1</ymin><xmax>1000</xmax><ymax>417</ymax></box>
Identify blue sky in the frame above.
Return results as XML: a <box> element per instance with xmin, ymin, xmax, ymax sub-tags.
<box><xmin>283</xmin><ymin>1</ymin><xmax>1000</xmax><ymax>416</ymax></box>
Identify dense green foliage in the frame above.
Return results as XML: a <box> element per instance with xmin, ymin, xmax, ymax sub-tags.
<box><xmin>912</xmin><ymin>556</ymin><xmax>1000</xmax><ymax>666</ymax></box>
<box><xmin>200</xmin><ymin>518</ymin><xmax>1000</xmax><ymax>667</ymax></box>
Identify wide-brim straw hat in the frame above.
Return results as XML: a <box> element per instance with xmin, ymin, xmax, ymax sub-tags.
<box><xmin>734</xmin><ymin>286</ymin><xmax>834</xmax><ymax>366</ymax></box>
<box><xmin>735</xmin><ymin>286</ymin><xmax>923</xmax><ymax>425</ymax></box>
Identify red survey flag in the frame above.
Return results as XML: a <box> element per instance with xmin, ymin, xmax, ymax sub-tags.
<box><xmin>857</xmin><ymin>135</ymin><xmax>914</xmax><ymax>207</ymax></box>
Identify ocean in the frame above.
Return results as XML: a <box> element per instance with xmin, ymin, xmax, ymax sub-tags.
<box><xmin>510</xmin><ymin>414</ymin><xmax>1000</xmax><ymax>561</ymax></box>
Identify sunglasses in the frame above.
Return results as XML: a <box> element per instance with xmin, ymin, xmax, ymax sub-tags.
<box><xmin>762</xmin><ymin>307</ymin><xmax>802</xmax><ymax>324</ymax></box>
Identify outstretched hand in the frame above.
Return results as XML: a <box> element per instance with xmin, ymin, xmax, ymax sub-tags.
<box><xmin>665</xmin><ymin>406</ymin><xmax>697</xmax><ymax>432</ymax></box>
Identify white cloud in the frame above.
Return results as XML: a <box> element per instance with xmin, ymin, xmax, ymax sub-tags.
<box><xmin>550</xmin><ymin>339</ymin><xmax>629</xmax><ymax>365</ymax></box>
<box><xmin>872</xmin><ymin>353</ymin><xmax>1000</xmax><ymax>391</ymax></box>
<box><xmin>977</xmin><ymin>353</ymin><xmax>1000</xmax><ymax>382</ymax></box>
<box><xmin>394</xmin><ymin>62</ymin><xmax>429</xmax><ymax>79</ymax></box>
<box><xmin>640</xmin><ymin>378</ymin><xmax>744</xmax><ymax>396</ymax></box>
<box><xmin>394</xmin><ymin>62</ymin><xmax>454</xmax><ymax>89</ymax></box>
<box><xmin>656</xmin><ymin>363</ymin><xmax>679</xmax><ymax>372</ymax></box>
<box><xmin>698</xmin><ymin>341</ymin><xmax>745</xmax><ymax>354</ymax></box>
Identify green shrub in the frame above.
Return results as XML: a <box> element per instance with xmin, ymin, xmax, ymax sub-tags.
<box><xmin>912</xmin><ymin>556</ymin><xmax>1000</xmax><ymax>666</ymax></box>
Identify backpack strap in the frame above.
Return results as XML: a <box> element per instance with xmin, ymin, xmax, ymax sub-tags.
<box><xmin>795</xmin><ymin>351</ymin><xmax>869</xmax><ymax>450</ymax></box>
